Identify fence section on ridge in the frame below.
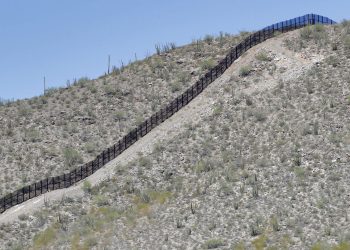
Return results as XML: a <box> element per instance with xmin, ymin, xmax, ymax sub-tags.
<box><xmin>0</xmin><ymin>14</ymin><xmax>336</xmax><ymax>214</ymax></box>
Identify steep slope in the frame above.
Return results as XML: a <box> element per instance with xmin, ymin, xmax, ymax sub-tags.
<box><xmin>1</xmin><ymin>22</ymin><xmax>350</xmax><ymax>249</ymax></box>
<box><xmin>0</xmin><ymin>32</ymin><xmax>243</xmax><ymax>197</ymax></box>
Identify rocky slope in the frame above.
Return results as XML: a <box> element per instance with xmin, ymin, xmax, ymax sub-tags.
<box><xmin>0</xmin><ymin>32</ymin><xmax>244</xmax><ymax>197</ymax></box>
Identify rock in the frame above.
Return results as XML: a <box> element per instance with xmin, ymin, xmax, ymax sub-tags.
<box><xmin>176</xmin><ymin>60</ymin><xmax>185</xmax><ymax>64</ymax></box>
<box><xmin>76</xmin><ymin>116</ymin><xmax>95</xmax><ymax>125</ymax></box>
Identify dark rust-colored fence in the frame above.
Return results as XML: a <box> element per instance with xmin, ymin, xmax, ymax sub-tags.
<box><xmin>0</xmin><ymin>14</ymin><xmax>336</xmax><ymax>214</ymax></box>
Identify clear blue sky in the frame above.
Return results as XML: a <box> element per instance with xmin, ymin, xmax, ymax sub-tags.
<box><xmin>0</xmin><ymin>0</ymin><xmax>348</xmax><ymax>100</ymax></box>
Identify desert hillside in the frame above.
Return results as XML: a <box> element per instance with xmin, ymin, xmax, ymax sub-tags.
<box><xmin>1</xmin><ymin>21</ymin><xmax>350</xmax><ymax>249</ymax></box>
<box><xmin>0</xmin><ymin>32</ymin><xmax>245</xmax><ymax>197</ymax></box>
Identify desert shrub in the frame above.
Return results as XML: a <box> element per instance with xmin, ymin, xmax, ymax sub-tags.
<box><xmin>139</xmin><ymin>191</ymin><xmax>151</xmax><ymax>203</ymax></box>
<box><xmin>301</xmin><ymin>125</ymin><xmax>313</xmax><ymax>136</ymax></box>
<box><xmin>212</xmin><ymin>103</ymin><xmax>223</xmax><ymax>116</ymax></box>
<box><xmin>33</xmin><ymin>225</ymin><xmax>57</xmax><ymax>249</ymax></box>
<box><xmin>313</xmin><ymin>122</ymin><xmax>319</xmax><ymax>135</ymax></box>
<box><xmin>170</xmin><ymin>81</ymin><xmax>181</xmax><ymax>93</ymax></box>
<box><xmin>18</xmin><ymin>104</ymin><xmax>32</xmax><ymax>117</ymax></box>
<box><xmin>306</xmin><ymin>80</ymin><xmax>315</xmax><ymax>94</ymax></box>
<box><xmin>253</xmin><ymin>109</ymin><xmax>267</xmax><ymax>122</ymax></box>
<box><xmin>311</xmin><ymin>242</ymin><xmax>330</xmax><ymax>250</ymax></box>
<box><xmin>245</xmin><ymin>96</ymin><xmax>253</xmax><ymax>106</ymax></box>
<box><xmin>325</xmin><ymin>56</ymin><xmax>339</xmax><ymax>67</ymax></box>
<box><xmin>203</xmin><ymin>34</ymin><xmax>214</xmax><ymax>44</ymax></box>
<box><xmin>0</xmin><ymin>97</ymin><xmax>13</xmax><ymax>106</ymax></box>
<box><xmin>251</xmin><ymin>185</ymin><xmax>259</xmax><ymax>198</ymax></box>
<box><xmin>195</xmin><ymin>160</ymin><xmax>213</xmax><ymax>173</ymax></box>
<box><xmin>84</xmin><ymin>236</ymin><xmax>98</xmax><ymax>248</ymax></box>
<box><xmin>85</xmin><ymin>142</ymin><xmax>97</xmax><ymax>154</ymax></box>
<box><xmin>300</xmin><ymin>24</ymin><xmax>328</xmax><ymax>45</ymax></box>
<box><xmin>139</xmin><ymin>156</ymin><xmax>151</xmax><ymax>168</ymax></box>
<box><xmin>63</xmin><ymin>147</ymin><xmax>83</xmax><ymax>168</ymax></box>
<box><xmin>256</xmin><ymin>158</ymin><xmax>269</xmax><ymax>168</ymax></box>
<box><xmin>4</xmin><ymin>122</ymin><xmax>14</xmax><ymax>136</ymax></box>
<box><xmin>155</xmin><ymin>44</ymin><xmax>161</xmax><ymax>55</ymax></box>
<box><xmin>239</xmin><ymin>30</ymin><xmax>249</xmax><ymax>37</ymax></box>
<box><xmin>18</xmin><ymin>213</ymin><xmax>29</xmax><ymax>221</ymax></box>
<box><xmin>250</xmin><ymin>223</ymin><xmax>261</xmax><ymax>236</ymax></box>
<box><xmin>24</xmin><ymin>128</ymin><xmax>40</xmax><ymax>142</ymax></box>
<box><xmin>203</xmin><ymin>239</ymin><xmax>224</xmax><ymax>249</ymax></box>
<box><xmin>341</xmin><ymin>19</ymin><xmax>350</xmax><ymax>34</ymax></box>
<box><xmin>300</xmin><ymin>26</ymin><xmax>313</xmax><ymax>40</ymax></box>
<box><xmin>155</xmin><ymin>42</ymin><xmax>176</xmax><ymax>55</ymax></box>
<box><xmin>293</xmin><ymin>152</ymin><xmax>302</xmax><ymax>167</ymax></box>
<box><xmin>330</xmin><ymin>132</ymin><xmax>342</xmax><ymax>147</ymax></box>
<box><xmin>114</xmin><ymin>110</ymin><xmax>126</xmax><ymax>122</ymax></box>
<box><xmin>271</xmin><ymin>216</ymin><xmax>280</xmax><ymax>231</ymax></box>
<box><xmin>200</xmin><ymin>58</ymin><xmax>215</xmax><ymax>71</ymax></box>
<box><xmin>94</xmin><ymin>194</ymin><xmax>109</xmax><ymax>206</ymax></box>
<box><xmin>314</xmin><ymin>23</ymin><xmax>325</xmax><ymax>32</ymax></box>
<box><xmin>75</xmin><ymin>77</ymin><xmax>90</xmax><ymax>87</ymax></box>
<box><xmin>343</xmin><ymin>35</ymin><xmax>350</xmax><ymax>50</ymax></box>
<box><xmin>332</xmin><ymin>242</ymin><xmax>350</xmax><ymax>250</ymax></box>
<box><xmin>294</xmin><ymin>167</ymin><xmax>305</xmax><ymax>179</ymax></box>
<box><xmin>252</xmin><ymin>235</ymin><xmax>267</xmax><ymax>250</ymax></box>
<box><xmin>239</xmin><ymin>66</ymin><xmax>252</xmax><ymax>77</ymax></box>
<box><xmin>313</xmin><ymin>27</ymin><xmax>328</xmax><ymax>45</ymax></box>
<box><xmin>255</xmin><ymin>51</ymin><xmax>271</xmax><ymax>61</ymax></box>
<box><xmin>82</xmin><ymin>180</ymin><xmax>92</xmax><ymax>193</ymax></box>
<box><xmin>87</xmin><ymin>84</ymin><xmax>97</xmax><ymax>94</ymax></box>
<box><xmin>341</xmin><ymin>19</ymin><xmax>350</xmax><ymax>27</ymax></box>
<box><xmin>332</xmin><ymin>43</ymin><xmax>338</xmax><ymax>51</ymax></box>
<box><xmin>177</xmin><ymin>72</ymin><xmax>190</xmax><ymax>84</ymax></box>
<box><xmin>45</xmin><ymin>87</ymin><xmax>59</xmax><ymax>96</ymax></box>
<box><xmin>104</xmin><ymin>85</ymin><xmax>117</xmax><ymax>96</ymax></box>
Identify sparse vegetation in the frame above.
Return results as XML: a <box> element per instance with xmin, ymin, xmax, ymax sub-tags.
<box><xmin>0</xmin><ymin>30</ymin><xmax>241</xmax><ymax>197</ymax></box>
<box><xmin>155</xmin><ymin>42</ymin><xmax>176</xmax><ymax>55</ymax></box>
<box><xmin>203</xmin><ymin>239</ymin><xmax>225</xmax><ymax>249</ymax></box>
<box><xmin>63</xmin><ymin>148</ymin><xmax>83</xmax><ymax>168</ymax></box>
<box><xmin>255</xmin><ymin>51</ymin><xmax>271</xmax><ymax>61</ymax></box>
<box><xmin>239</xmin><ymin>65</ymin><xmax>252</xmax><ymax>77</ymax></box>
<box><xmin>200</xmin><ymin>58</ymin><xmax>216</xmax><ymax>71</ymax></box>
<box><xmin>300</xmin><ymin>25</ymin><xmax>313</xmax><ymax>40</ymax></box>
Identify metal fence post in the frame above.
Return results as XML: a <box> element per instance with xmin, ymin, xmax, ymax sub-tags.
<box><xmin>74</xmin><ymin>169</ymin><xmax>77</xmax><ymax>183</ymax></box>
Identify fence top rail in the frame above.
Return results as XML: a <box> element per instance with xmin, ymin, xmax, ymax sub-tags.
<box><xmin>262</xmin><ymin>13</ymin><xmax>336</xmax><ymax>31</ymax></box>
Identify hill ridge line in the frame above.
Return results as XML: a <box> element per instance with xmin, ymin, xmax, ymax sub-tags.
<box><xmin>0</xmin><ymin>13</ymin><xmax>336</xmax><ymax>214</ymax></box>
